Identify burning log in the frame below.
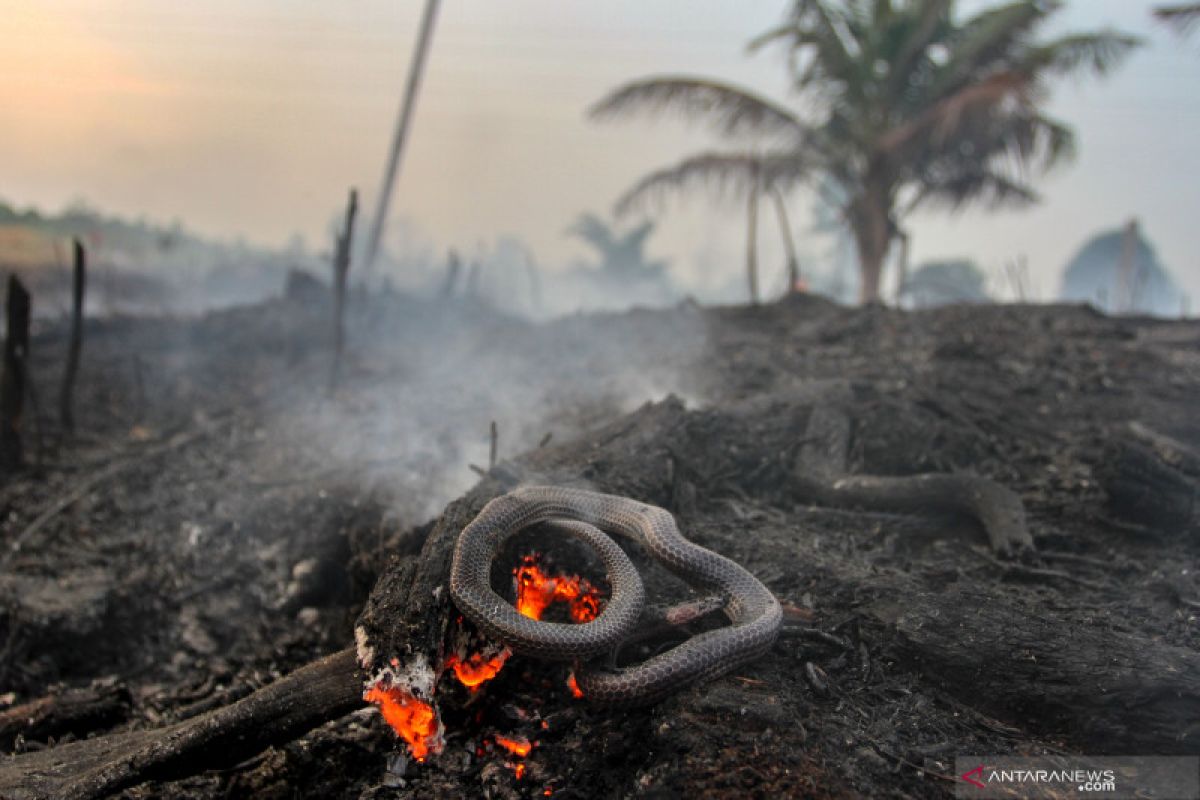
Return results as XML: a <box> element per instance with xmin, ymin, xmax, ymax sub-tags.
<box><xmin>59</xmin><ymin>238</ymin><xmax>86</xmax><ymax>434</ymax></box>
<box><xmin>0</xmin><ymin>276</ymin><xmax>31</xmax><ymax>471</ymax></box>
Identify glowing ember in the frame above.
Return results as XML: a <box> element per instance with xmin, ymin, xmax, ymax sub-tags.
<box><xmin>446</xmin><ymin>648</ymin><xmax>512</xmax><ymax>690</ymax></box>
<box><xmin>363</xmin><ymin>684</ymin><xmax>441</xmax><ymax>761</ymax></box>
<box><xmin>494</xmin><ymin>734</ymin><xmax>533</xmax><ymax>757</ymax></box>
<box><xmin>493</xmin><ymin>734</ymin><xmax>533</xmax><ymax>781</ymax></box>
<box><xmin>514</xmin><ymin>554</ymin><xmax>605</xmax><ymax>623</ymax></box>
<box><xmin>566</xmin><ymin>672</ymin><xmax>584</xmax><ymax>699</ymax></box>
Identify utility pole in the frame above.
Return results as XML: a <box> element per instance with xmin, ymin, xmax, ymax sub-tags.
<box><xmin>362</xmin><ymin>0</ymin><xmax>441</xmax><ymax>281</ymax></box>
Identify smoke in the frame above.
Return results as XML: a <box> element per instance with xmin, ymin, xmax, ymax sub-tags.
<box><xmin>242</xmin><ymin>288</ymin><xmax>711</xmax><ymax>525</ymax></box>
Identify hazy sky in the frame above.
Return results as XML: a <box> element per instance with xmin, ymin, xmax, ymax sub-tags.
<box><xmin>2</xmin><ymin>1</ymin><xmax>1197</xmax><ymax>303</ymax></box>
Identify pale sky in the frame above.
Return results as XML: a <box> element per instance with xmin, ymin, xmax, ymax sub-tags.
<box><xmin>2</xmin><ymin>1</ymin><xmax>1197</xmax><ymax>303</ymax></box>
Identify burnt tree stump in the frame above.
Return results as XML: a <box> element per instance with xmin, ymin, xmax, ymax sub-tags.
<box><xmin>0</xmin><ymin>276</ymin><xmax>31</xmax><ymax>471</ymax></box>
<box><xmin>59</xmin><ymin>239</ymin><xmax>86</xmax><ymax>434</ymax></box>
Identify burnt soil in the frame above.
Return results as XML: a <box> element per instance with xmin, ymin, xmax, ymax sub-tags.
<box><xmin>1</xmin><ymin>288</ymin><xmax>1198</xmax><ymax>798</ymax></box>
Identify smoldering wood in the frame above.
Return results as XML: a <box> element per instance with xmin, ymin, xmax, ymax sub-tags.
<box><xmin>0</xmin><ymin>276</ymin><xmax>32</xmax><ymax>471</ymax></box>
<box><xmin>0</xmin><ymin>648</ymin><xmax>361</xmax><ymax>800</ymax></box>
<box><xmin>59</xmin><ymin>239</ymin><xmax>86</xmax><ymax>434</ymax></box>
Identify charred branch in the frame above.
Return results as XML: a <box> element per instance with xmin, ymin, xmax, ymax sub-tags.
<box><xmin>0</xmin><ymin>648</ymin><xmax>361</xmax><ymax>800</ymax></box>
<box><xmin>795</xmin><ymin>404</ymin><xmax>1033</xmax><ymax>555</ymax></box>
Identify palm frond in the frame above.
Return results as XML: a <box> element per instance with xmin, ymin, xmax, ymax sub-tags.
<box><xmin>1022</xmin><ymin>31</ymin><xmax>1142</xmax><ymax>77</ymax></box>
<box><xmin>613</xmin><ymin>151</ymin><xmax>808</xmax><ymax>216</ymax></box>
<box><xmin>880</xmin><ymin>70</ymin><xmax>1032</xmax><ymax>155</ymax></box>
<box><xmin>883</xmin><ymin>0</ymin><xmax>955</xmax><ymax>100</ymax></box>
<box><xmin>1155</xmin><ymin>4</ymin><xmax>1200</xmax><ymax>36</ymax></box>
<box><xmin>911</xmin><ymin>168</ymin><xmax>1040</xmax><ymax>212</ymax></box>
<box><xmin>928</xmin><ymin>1</ymin><xmax>1047</xmax><ymax>99</ymax></box>
<box><xmin>589</xmin><ymin>77</ymin><xmax>808</xmax><ymax>141</ymax></box>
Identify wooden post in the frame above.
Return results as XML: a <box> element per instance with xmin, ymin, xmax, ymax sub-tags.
<box><xmin>0</xmin><ymin>277</ymin><xmax>31</xmax><ymax>470</ymax></box>
<box><xmin>330</xmin><ymin>188</ymin><xmax>358</xmax><ymax>393</ymax></box>
<box><xmin>60</xmin><ymin>239</ymin><xmax>86</xmax><ymax>434</ymax></box>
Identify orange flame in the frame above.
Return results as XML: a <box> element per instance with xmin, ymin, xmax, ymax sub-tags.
<box><xmin>514</xmin><ymin>762</ymin><xmax>527</xmax><ymax>779</ymax></box>
<box><xmin>514</xmin><ymin>554</ymin><xmax>604</xmax><ymax>623</ymax></box>
<box><xmin>363</xmin><ymin>684</ymin><xmax>440</xmax><ymax>761</ymax></box>
<box><xmin>566</xmin><ymin>672</ymin><xmax>584</xmax><ymax>699</ymax></box>
<box><xmin>446</xmin><ymin>648</ymin><xmax>512</xmax><ymax>690</ymax></box>
<box><xmin>494</xmin><ymin>734</ymin><xmax>533</xmax><ymax>757</ymax></box>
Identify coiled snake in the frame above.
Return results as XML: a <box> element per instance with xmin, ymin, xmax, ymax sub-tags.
<box><xmin>449</xmin><ymin>486</ymin><xmax>782</xmax><ymax>705</ymax></box>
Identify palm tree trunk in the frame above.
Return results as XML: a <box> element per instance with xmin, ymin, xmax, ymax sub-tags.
<box><xmin>851</xmin><ymin>180</ymin><xmax>892</xmax><ymax>305</ymax></box>
<box><xmin>746</xmin><ymin>187</ymin><xmax>760</xmax><ymax>305</ymax></box>
<box><xmin>893</xmin><ymin>228</ymin><xmax>910</xmax><ymax>305</ymax></box>
<box><xmin>769</xmin><ymin>187</ymin><xmax>800</xmax><ymax>293</ymax></box>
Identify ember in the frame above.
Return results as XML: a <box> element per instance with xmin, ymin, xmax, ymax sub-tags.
<box><xmin>446</xmin><ymin>647</ymin><xmax>512</xmax><ymax>690</ymax></box>
<box><xmin>494</xmin><ymin>734</ymin><xmax>533</xmax><ymax>757</ymax></box>
<box><xmin>514</xmin><ymin>553</ymin><xmax>605</xmax><ymax>623</ymax></box>
<box><xmin>566</xmin><ymin>672</ymin><xmax>584</xmax><ymax>699</ymax></box>
<box><xmin>494</xmin><ymin>734</ymin><xmax>534</xmax><ymax>781</ymax></box>
<box><xmin>363</xmin><ymin>684</ymin><xmax>441</xmax><ymax>761</ymax></box>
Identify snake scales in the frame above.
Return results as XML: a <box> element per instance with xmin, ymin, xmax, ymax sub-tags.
<box><xmin>449</xmin><ymin>486</ymin><xmax>782</xmax><ymax>705</ymax></box>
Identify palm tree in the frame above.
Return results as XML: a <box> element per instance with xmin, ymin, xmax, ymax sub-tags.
<box><xmin>612</xmin><ymin>150</ymin><xmax>803</xmax><ymax>303</ymax></box>
<box><xmin>591</xmin><ymin>0</ymin><xmax>1139</xmax><ymax>304</ymax></box>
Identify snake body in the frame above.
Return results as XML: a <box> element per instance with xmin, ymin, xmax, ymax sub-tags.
<box><xmin>448</xmin><ymin>485</ymin><xmax>782</xmax><ymax>705</ymax></box>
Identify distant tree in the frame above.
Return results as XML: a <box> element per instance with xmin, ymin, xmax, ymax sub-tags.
<box><xmin>609</xmin><ymin>152</ymin><xmax>802</xmax><ymax>304</ymax></box>
<box><xmin>1059</xmin><ymin>221</ymin><xmax>1184</xmax><ymax>316</ymax></box>
<box><xmin>592</xmin><ymin>0</ymin><xmax>1139</xmax><ymax>304</ymax></box>
<box><xmin>566</xmin><ymin>212</ymin><xmax>669</xmax><ymax>280</ymax></box>
<box><xmin>901</xmin><ymin>258</ymin><xmax>989</xmax><ymax>308</ymax></box>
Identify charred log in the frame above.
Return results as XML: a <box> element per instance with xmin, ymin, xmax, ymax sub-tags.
<box><xmin>0</xmin><ymin>648</ymin><xmax>360</xmax><ymax>800</ymax></box>
<box><xmin>0</xmin><ymin>681</ymin><xmax>129</xmax><ymax>752</ymax></box>
<box><xmin>1098</xmin><ymin>421</ymin><xmax>1198</xmax><ymax>530</ymax></box>
<box><xmin>865</xmin><ymin>580</ymin><xmax>1200</xmax><ymax>754</ymax></box>
<box><xmin>795</xmin><ymin>404</ymin><xmax>1033</xmax><ymax>555</ymax></box>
